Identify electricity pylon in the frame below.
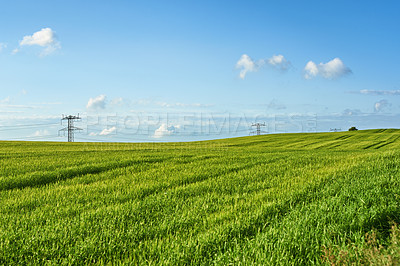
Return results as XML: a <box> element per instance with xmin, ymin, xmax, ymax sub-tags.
<box><xmin>250</xmin><ymin>122</ymin><xmax>266</xmax><ymax>135</ymax></box>
<box><xmin>59</xmin><ymin>114</ymin><xmax>82</xmax><ymax>142</ymax></box>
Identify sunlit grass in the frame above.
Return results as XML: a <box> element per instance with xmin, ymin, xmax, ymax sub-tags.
<box><xmin>0</xmin><ymin>129</ymin><xmax>399</xmax><ymax>264</ymax></box>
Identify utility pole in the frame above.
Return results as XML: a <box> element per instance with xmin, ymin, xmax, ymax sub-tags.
<box><xmin>250</xmin><ymin>122</ymin><xmax>266</xmax><ymax>136</ymax></box>
<box><xmin>59</xmin><ymin>114</ymin><xmax>82</xmax><ymax>142</ymax></box>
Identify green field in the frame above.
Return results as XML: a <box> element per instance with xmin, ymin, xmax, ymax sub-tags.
<box><xmin>1</xmin><ymin>129</ymin><xmax>400</xmax><ymax>265</ymax></box>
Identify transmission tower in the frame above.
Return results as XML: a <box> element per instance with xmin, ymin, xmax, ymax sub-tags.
<box><xmin>59</xmin><ymin>114</ymin><xmax>82</xmax><ymax>142</ymax></box>
<box><xmin>250</xmin><ymin>122</ymin><xmax>266</xmax><ymax>135</ymax></box>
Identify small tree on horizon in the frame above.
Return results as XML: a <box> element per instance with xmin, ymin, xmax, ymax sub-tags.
<box><xmin>348</xmin><ymin>126</ymin><xmax>358</xmax><ymax>131</ymax></box>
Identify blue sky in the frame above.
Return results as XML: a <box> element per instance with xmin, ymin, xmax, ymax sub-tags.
<box><xmin>0</xmin><ymin>0</ymin><xmax>399</xmax><ymax>141</ymax></box>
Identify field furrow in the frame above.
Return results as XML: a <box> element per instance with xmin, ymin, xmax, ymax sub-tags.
<box><xmin>1</xmin><ymin>129</ymin><xmax>399</xmax><ymax>264</ymax></box>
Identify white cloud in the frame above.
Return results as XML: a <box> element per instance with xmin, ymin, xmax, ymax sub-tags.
<box><xmin>18</xmin><ymin>28</ymin><xmax>60</xmax><ymax>56</ymax></box>
<box><xmin>33</xmin><ymin>129</ymin><xmax>50</xmax><ymax>137</ymax></box>
<box><xmin>133</xmin><ymin>99</ymin><xmax>151</xmax><ymax>105</ymax></box>
<box><xmin>130</xmin><ymin>99</ymin><xmax>212</xmax><ymax>109</ymax></box>
<box><xmin>374</xmin><ymin>99</ymin><xmax>390</xmax><ymax>112</ymax></box>
<box><xmin>304</xmin><ymin>61</ymin><xmax>319</xmax><ymax>79</ymax></box>
<box><xmin>99</xmin><ymin>126</ymin><xmax>117</xmax><ymax>136</ymax></box>
<box><xmin>342</xmin><ymin>109</ymin><xmax>361</xmax><ymax>116</ymax></box>
<box><xmin>111</xmin><ymin>97</ymin><xmax>124</xmax><ymax>106</ymax></box>
<box><xmin>153</xmin><ymin>124</ymin><xmax>180</xmax><ymax>138</ymax></box>
<box><xmin>236</xmin><ymin>54</ymin><xmax>291</xmax><ymax>79</ymax></box>
<box><xmin>0</xmin><ymin>97</ymin><xmax>11</xmax><ymax>104</ymax></box>
<box><xmin>304</xmin><ymin>58</ymin><xmax>352</xmax><ymax>79</ymax></box>
<box><xmin>0</xmin><ymin>111</ymin><xmax>24</xmax><ymax>114</ymax></box>
<box><xmin>87</xmin><ymin>95</ymin><xmax>106</xmax><ymax>110</ymax></box>
<box><xmin>359</xmin><ymin>89</ymin><xmax>400</xmax><ymax>96</ymax></box>
<box><xmin>236</xmin><ymin>54</ymin><xmax>259</xmax><ymax>79</ymax></box>
<box><xmin>268</xmin><ymin>54</ymin><xmax>291</xmax><ymax>71</ymax></box>
<box><xmin>155</xmin><ymin>101</ymin><xmax>212</xmax><ymax>108</ymax></box>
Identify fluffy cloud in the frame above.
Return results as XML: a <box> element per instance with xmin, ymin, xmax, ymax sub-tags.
<box><xmin>236</xmin><ymin>54</ymin><xmax>259</xmax><ymax>79</ymax></box>
<box><xmin>89</xmin><ymin>126</ymin><xmax>117</xmax><ymax>136</ymax></box>
<box><xmin>359</xmin><ymin>89</ymin><xmax>400</xmax><ymax>95</ymax></box>
<box><xmin>304</xmin><ymin>61</ymin><xmax>319</xmax><ymax>79</ymax></box>
<box><xmin>374</xmin><ymin>100</ymin><xmax>390</xmax><ymax>112</ymax></box>
<box><xmin>153</xmin><ymin>124</ymin><xmax>180</xmax><ymax>138</ymax></box>
<box><xmin>304</xmin><ymin>58</ymin><xmax>352</xmax><ymax>79</ymax></box>
<box><xmin>87</xmin><ymin>95</ymin><xmax>106</xmax><ymax>110</ymax></box>
<box><xmin>99</xmin><ymin>126</ymin><xmax>117</xmax><ymax>136</ymax></box>
<box><xmin>268</xmin><ymin>54</ymin><xmax>291</xmax><ymax>71</ymax></box>
<box><xmin>342</xmin><ymin>109</ymin><xmax>361</xmax><ymax>116</ymax></box>
<box><xmin>33</xmin><ymin>129</ymin><xmax>50</xmax><ymax>137</ymax></box>
<box><xmin>236</xmin><ymin>54</ymin><xmax>291</xmax><ymax>79</ymax></box>
<box><xmin>111</xmin><ymin>97</ymin><xmax>124</xmax><ymax>106</ymax></box>
<box><xmin>18</xmin><ymin>28</ymin><xmax>60</xmax><ymax>56</ymax></box>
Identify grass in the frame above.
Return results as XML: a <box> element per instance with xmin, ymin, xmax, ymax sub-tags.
<box><xmin>0</xmin><ymin>129</ymin><xmax>399</xmax><ymax>264</ymax></box>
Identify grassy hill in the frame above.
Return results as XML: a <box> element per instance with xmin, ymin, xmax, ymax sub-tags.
<box><xmin>1</xmin><ymin>129</ymin><xmax>400</xmax><ymax>264</ymax></box>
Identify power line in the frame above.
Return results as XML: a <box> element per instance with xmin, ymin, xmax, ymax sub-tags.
<box><xmin>4</xmin><ymin>134</ymin><xmax>60</xmax><ymax>141</ymax></box>
<box><xmin>0</xmin><ymin>123</ymin><xmax>58</xmax><ymax>131</ymax></box>
<box><xmin>0</xmin><ymin>122</ymin><xmax>58</xmax><ymax>128</ymax></box>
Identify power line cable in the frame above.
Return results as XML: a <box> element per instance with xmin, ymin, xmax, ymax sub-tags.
<box><xmin>4</xmin><ymin>134</ymin><xmax>60</xmax><ymax>141</ymax></box>
<box><xmin>0</xmin><ymin>123</ymin><xmax>59</xmax><ymax>131</ymax></box>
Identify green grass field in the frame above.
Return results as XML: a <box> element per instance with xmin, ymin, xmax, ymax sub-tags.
<box><xmin>1</xmin><ymin>129</ymin><xmax>400</xmax><ymax>265</ymax></box>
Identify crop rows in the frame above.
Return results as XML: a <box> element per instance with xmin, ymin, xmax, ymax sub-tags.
<box><xmin>0</xmin><ymin>129</ymin><xmax>399</xmax><ymax>264</ymax></box>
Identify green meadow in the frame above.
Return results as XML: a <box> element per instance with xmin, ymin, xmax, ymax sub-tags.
<box><xmin>1</xmin><ymin>129</ymin><xmax>399</xmax><ymax>264</ymax></box>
